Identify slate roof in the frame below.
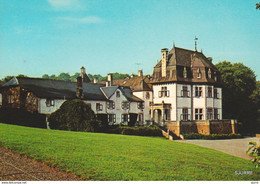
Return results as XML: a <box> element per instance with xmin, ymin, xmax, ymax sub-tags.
<box><xmin>2</xmin><ymin>77</ymin><xmax>143</xmax><ymax>102</ymax></box>
<box><xmin>151</xmin><ymin>46</ymin><xmax>221</xmax><ymax>84</ymax></box>
<box><xmin>100</xmin><ymin>86</ymin><xmax>143</xmax><ymax>102</ymax></box>
<box><xmin>3</xmin><ymin>77</ymin><xmax>107</xmax><ymax>101</ymax></box>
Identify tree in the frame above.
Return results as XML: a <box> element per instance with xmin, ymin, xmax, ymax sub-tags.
<box><xmin>70</xmin><ymin>72</ymin><xmax>80</xmax><ymax>82</ymax></box>
<box><xmin>216</xmin><ymin>61</ymin><xmax>260</xmax><ymax>134</ymax></box>
<box><xmin>42</xmin><ymin>74</ymin><xmax>49</xmax><ymax>79</ymax></box>
<box><xmin>48</xmin><ymin>99</ymin><xmax>103</xmax><ymax>132</ymax></box>
<box><xmin>2</xmin><ymin>75</ymin><xmax>14</xmax><ymax>83</ymax></box>
<box><xmin>256</xmin><ymin>2</ymin><xmax>260</xmax><ymax>10</ymax></box>
<box><xmin>56</xmin><ymin>72</ymin><xmax>71</xmax><ymax>81</ymax></box>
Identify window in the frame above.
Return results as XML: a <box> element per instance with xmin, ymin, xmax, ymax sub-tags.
<box><xmin>159</xmin><ymin>86</ymin><xmax>169</xmax><ymax>98</ymax></box>
<box><xmin>195</xmin><ymin>87</ymin><xmax>202</xmax><ymax>97</ymax></box>
<box><xmin>121</xmin><ymin>101</ymin><xmax>130</xmax><ymax>109</ymax></box>
<box><xmin>207</xmin><ymin>87</ymin><xmax>212</xmax><ymax>98</ymax></box>
<box><xmin>138</xmin><ymin>113</ymin><xmax>143</xmax><ymax>122</ymax></box>
<box><xmin>165</xmin><ymin>109</ymin><xmax>170</xmax><ymax>120</ymax></box>
<box><xmin>145</xmin><ymin>92</ymin><xmax>150</xmax><ymax>99</ymax></box>
<box><xmin>149</xmin><ymin>101</ymin><xmax>153</xmax><ymax>106</ymax></box>
<box><xmin>214</xmin><ymin>108</ymin><xmax>219</xmax><ymax>120</ymax></box>
<box><xmin>107</xmin><ymin>101</ymin><xmax>115</xmax><ymax>109</ymax></box>
<box><xmin>116</xmin><ymin>91</ymin><xmax>120</xmax><ymax>98</ymax></box>
<box><xmin>108</xmin><ymin>114</ymin><xmax>116</xmax><ymax>124</ymax></box>
<box><xmin>46</xmin><ymin>99</ymin><xmax>54</xmax><ymax>107</ymax></box>
<box><xmin>181</xmin><ymin>86</ymin><xmax>189</xmax><ymax>97</ymax></box>
<box><xmin>197</xmin><ymin>68</ymin><xmax>201</xmax><ymax>78</ymax></box>
<box><xmin>96</xmin><ymin>103</ymin><xmax>103</xmax><ymax>111</ymax></box>
<box><xmin>214</xmin><ymin>88</ymin><xmax>218</xmax><ymax>99</ymax></box>
<box><xmin>208</xmin><ymin>69</ymin><xmax>212</xmax><ymax>78</ymax></box>
<box><xmin>181</xmin><ymin>108</ymin><xmax>189</xmax><ymax>121</ymax></box>
<box><xmin>195</xmin><ymin>108</ymin><xmax>203</xmax><ymax>120</ymax></box>
<box><xmin>8</xmin><ymin>94</ymin><xmax>14</xmax><ymax>104</ymax></box>
<box><xmin>207</xmin><ymin>108</ymin><xmax>213</xmax><ymax>120</ymax></box>
<box><xmin>183</xmin><ymin>67</ymin><xmax>187</xmax><ymax>78</ymax></box>
<box><xmin>121</xmin><ymin>114</ymin><xmax>130</xmax><ymax>123</ymax></box>
<box><xmin>137</xmin><ymin>102</ymin><xmax>144</xmax><ymax>109</ymax></box>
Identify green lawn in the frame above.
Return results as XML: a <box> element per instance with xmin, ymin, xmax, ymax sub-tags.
<box><xmin>0</xmin><ymin>123</ymin><xmax>259</xmax><ymax>181</ymax></box>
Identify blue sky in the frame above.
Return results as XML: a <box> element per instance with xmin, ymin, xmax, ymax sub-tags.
<box><xmin>0</xmin><ymin>0</ymin><xmax>259</xmax><ymax>80</ymax></box>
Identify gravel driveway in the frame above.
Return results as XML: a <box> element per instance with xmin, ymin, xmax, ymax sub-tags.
<box><xmin>176</xmin><ymin>137</ymin><xmax>260</xmax><ymax>160</ymax></box>
<box><xmin>0</xmin><ymin>147</ymin><xmax>81</xmax><ymax>181</ymax></box>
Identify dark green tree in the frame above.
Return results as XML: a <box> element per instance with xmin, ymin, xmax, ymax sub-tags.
<box><xmin>56</xmin><ymin>73</ymin><xmax>71</xmax><ymax>81</ymax></box>
<box><xmin>42</xmin><ymin>74</ymin><xmax>49</xmax><ymax>79</ymax></box>
<box><xmin>256</xmin><ymin>2</ymin><xmax>260</xmax><ymax>9</ymax></box>
<box><xmin>2</xmin><ymin>75</ymin><xmax>14</xmax><ymax>83</ymax></box>
<box><xmin>216</xmin><ymin>61</ymin><xmax>260</xmax><ymax>134</ymax></box>
<box><xmin>48</xmin><ymin>99</ymin><xmax>103</xmax><ymax>132</ymax></box>
<box><xmin>70</xmin><ymin>72</ymin><xmax>80</xmax><ymax>82</ymax></box>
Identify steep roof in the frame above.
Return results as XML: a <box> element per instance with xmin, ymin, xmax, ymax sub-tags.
<box><xmin>3</xmin><ymin>77</ymin><xmax>107</xmax><ymax>101</ymax></box>
<box><xmin>102</xmin><ymin>76</ymin><xmax>152</xmax><ymax>92</ymax></box>
<box><xmin>151</xmin><ymin>46</ymin><xmax>221</xmax><ymax>84</ymax></box>
<box><xmin>100</xmin><ymin>86</ymin><xmax>143</xmax><ymax>102</ymax></box>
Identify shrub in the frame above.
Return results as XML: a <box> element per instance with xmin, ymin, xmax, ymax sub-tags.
<box><xmin>182</xmin><ymin>133</ymin><xmax>243</xmax><ymax>140</ymax></box>
<box><xmin>247</xmin><ymin>141</ymin><xmax>260</xmax><ymax>168</ymax></box>
<box><xmin>121</xmin><ymin>126</ymin><xmax>162</xmax><ymax>137</ymax></box>
<box><xmin>48</xmin><ymin>99</ymin><xmax>103</xmax><ymax>132</ymax></box>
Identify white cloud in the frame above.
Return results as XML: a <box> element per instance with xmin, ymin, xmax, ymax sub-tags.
<box><xmin>57</xmin><ymin>16</ymin><xmax>103</xmax><ymax>24</ymax></box>
<box><xmin>47</xmin><ymin>0</ymin><xmax>82</xmax><ymax>10</ymax></box>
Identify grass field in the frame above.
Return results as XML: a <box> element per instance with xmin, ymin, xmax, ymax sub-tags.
<box><xmin>0</xmin><ymin>123</ymin><xmax>259</xmax><ymax>181</ymax></box>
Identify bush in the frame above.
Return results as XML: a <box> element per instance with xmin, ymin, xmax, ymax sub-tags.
<box><xmin>48</xmin><ymin>99</ymin><xmax>103</xmax><ymax>132</ymax></box>
<box><xmin>121</xmin><ymin>126</ymin><xmax>162</xmax><ymax>137</ymax></box>
<box><xmin>182</xmin><ymin>133</ymin><xmax>243</xmax><ymax>140</ymax></box>
<box><xmin>247</xmin><ymin>141</ymin><xmax>260</xmax><ymax>168</ymax></box>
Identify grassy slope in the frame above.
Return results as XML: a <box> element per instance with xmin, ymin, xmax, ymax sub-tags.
<box><xmin>0</xmin><ymin>123</ymin><xmax>259</xmax><ymax>181</ymax></box>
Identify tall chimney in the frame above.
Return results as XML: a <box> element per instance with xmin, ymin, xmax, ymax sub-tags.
<box><xmin>130</xmin><ymin>72</ymin><xmax>134</xmax><ymax>78</ymax></box>
<box><xmin>138</xmin><ymin>70</ymin><xmax>143</xmax><ymax>77</ymax></box>
<box><xmin>161</xmin><ymin>48</ymin><xmax>168</xmax><ymax>77</ymax></box>
<box><xmin>93</xmin><ymin>77</ymin><xmax>98</xmax><ymax>84</ymax></box>
<box><xmin>76</xmin><ymin>76</ymin><xmax>83</xmax><ymax>98</ymax></box>
<box><xmin>107</xmin><ymin>73</ymin><xmax>113</xmax><ymax>86</ymax></box>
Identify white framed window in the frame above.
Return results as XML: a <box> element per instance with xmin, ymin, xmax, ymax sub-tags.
<box><xmin>138</xmin><ymin>113</ymin><xmax>143</xmax><ymax>122</ymax></box>
<box><xmin>195</xmin><ymin>108</ymin><xmax>203</xmax><ymax>120</ymax></box>
<box><xmin>46</xmin><ymin>99</ymin><xmax>54</xmax><ymax>107</ymax></box>
<box><xmin>108</xmin><ymin>114</ymin><xmax>116</xmax><ymax>124</ymax></box>
<box><xmin>207</xmin><ymin>87</ymin><xmax>213</xmax><ymax>98</ymax></box>
<box><xmin>181</xmin><ymin>86</ymin><xmax>189</xmax><ymax>97</ymax></box>
<box><xmin>137</xmin><ymin>102</ymin><xmax>144</xmax><ymax>109</ymax></box>
<box><xmin>181</xmin><ymin>108</ymin><xmax>189</xmax><ymax>121</ymax></box>
<box><xmin>116</xmin><ymin>91</ymin><xmax>120</xmax><ymax>98</ymax></box>
<box><xmin>159</xmin><ymin>86</ymin><xmax>169</xmax><ymax>98</ymax></box>
<box><xmin>207</xmin><ymin>108</ymin><xmax>213</xmax><ymax>120</ymax></box>
<box><xmin>96</xmin><ymin>103</ymin><xmax>103</xmax><ymax>111</ymax></box>
<box><xmin>197</xmin><ymin>68</ymin><xmax>202</xmax><ymax>78</ymax></box>
<box><xmin>107</xmin><ymin>101</ymin><xmax>115</xmax><ymax>109</ymax></box>
<box><xmin>214</xmin><ymin>108</ymin><xmax>219</xmax><ymax>120</ymax></box>
<box><xmin>121</xmin><ymin>101</ymin><xmax>130</xmax><ymax>109</ymax></box>
<box><xmin>195</xmin><ymin>87</ymin><xmax>202</xmax><ymax>97</ymax></box>
<box><xmin>121</xmin><ymin>114</ymin><xmax>130</xmax><ymax>123</ymax></box>
<box><xmin>214</xmin><ymin>88</ymin><xmax>218</xmax><ymax>99</ymax></box>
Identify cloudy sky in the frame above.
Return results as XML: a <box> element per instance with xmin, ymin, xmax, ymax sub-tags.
<box><xmin>0</xmin><ymin>0</ymin><xmax>259</xmax><ymax>79</ymax></box>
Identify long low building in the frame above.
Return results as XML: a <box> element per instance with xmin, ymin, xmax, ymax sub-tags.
<box><xmin>0</xmin><ymin>69</ymin><xmax>145</xmax><ymax>126</ymax></box>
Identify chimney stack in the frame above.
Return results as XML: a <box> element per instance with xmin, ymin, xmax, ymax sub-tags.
<box><xmin>208</xmin><ymin>57</ymin><xmax>213</xmax><ymax>63</ymax></box>
<box><xmin>107</xmin><ymin>73</ymin><xmax>113</xmax><ymax>86</ymax></box>
<box><xmin>138</xmin><ymin>70</ymin><xmax>143</xmax><ymax>77</ymax></box>
<box><xmin>93</xmin><ymin>77</ymin><xmax>98</xmax><ymax>84</ymax></box>
<box><xmin>161</xmin><ymin>48</ymin><xmax>168</xmax><ymax>77</ymax></box>
<box><xmin>76</xmin><ymin>76</ymin><xmax>83</xmax><ymax>98</ymax></box>
<box><xmin>130</xmin><ymin>73</ymin><xmax>134</xmax><ymax>78</ymax></box>
<box><xmin>80</xmin><ymin>66</ymin><xmax>91</xmax><ymax>83</ymax></box>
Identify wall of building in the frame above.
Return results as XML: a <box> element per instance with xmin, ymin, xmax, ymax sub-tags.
<box><xmin>38</xmin><ymin>98</ymin><xmax>66</xmax><ymax>114</ymax></box>
<box><xmin>133</xmin><ymin>91</ymin><xmax>152</xmax><ymax>123</ymax></box>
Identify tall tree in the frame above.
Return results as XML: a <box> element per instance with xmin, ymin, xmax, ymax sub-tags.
<box><xmin>256</xmin><ymin>2</ymin><xmax>260</xmax><ymax>9</ymax></box>
<box><xmin>216</xmin><ymin>61</ymin><xmax>259</xmax><ymax>134</ymax></box>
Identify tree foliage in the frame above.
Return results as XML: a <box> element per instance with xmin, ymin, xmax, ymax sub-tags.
<box><xmin>48</xmin><ymin>99</ymin><xmax>103</xmax><ymax>132</ymax></box>
<box><xmin>216</xmin><ymin>61</ymin><xmax>260</xmax><ymax>133</ymax></box>
<box><xmin>247</xmin><ymin>141</ymin><xmax>260</xmax><ymax>168</ymax></box>
<box><xmin>256</xmin><ymin>2</ymin><xmax>260</xmax><ymax>10</ymax></box>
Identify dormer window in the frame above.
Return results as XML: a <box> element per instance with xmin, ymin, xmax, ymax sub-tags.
<box><xmin>197</xmin><ymin>68</ymin><xmax>201</xmax><ymax>78</ymax></box>
<box><xmin>208</xmin><ymin>69</ymin><xmax>212</xmax><ymax>79</ymax></box>
<box><xmin>116</xmin><ymin>91</ymin><xmax>120</xmax><ymax>98</ymax></box>
<box><xmin>183</xmin><ymin>67</ymin><xmax>187</xmax><ymax>78</ymax></box>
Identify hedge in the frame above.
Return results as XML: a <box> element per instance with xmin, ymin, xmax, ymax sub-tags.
<box><xmin>182</xmin><ymin>133</ymin><xmax>243</xmax><ymax>140</ymax></box>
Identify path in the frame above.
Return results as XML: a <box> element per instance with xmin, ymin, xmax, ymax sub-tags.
<box><xmin>176</xmin><ymin>137</ymin><xmax>260</xmax><ymax>160</ymax></box>
<box><xmin>0</xmin><ymin>147</ymin><xmax>81</xmax><ymax>181</ymax></box>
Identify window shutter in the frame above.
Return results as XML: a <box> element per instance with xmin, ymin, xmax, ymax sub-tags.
<box><xmin>127</xmin><ymin>114</ymin><xmax>130</xmax><ymax>122</ymax></box>
<box><xmin>113</xmin><ymin>114</ymin><xmax>116</xmax><ymax>123</ymax></box>
<box><xmin>113</xmin><ymin>102</ymin><xmax>115</xmax><ymax>109</ymax></box>
<box><xmin>158</xmin><ymin>91</ymin><xmax>162</xmax><ymax>98</ymax></box>
<box><xmin>121</xmin><ymin>114</ymin><xmax>124</xmax><ymax>122</ymax></box>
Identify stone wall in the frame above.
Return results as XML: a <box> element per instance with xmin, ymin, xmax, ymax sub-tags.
<box><xmin>166</xmin><ymin>119</ymin><xmax>237</xmax><ymax>137</ymax></box>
